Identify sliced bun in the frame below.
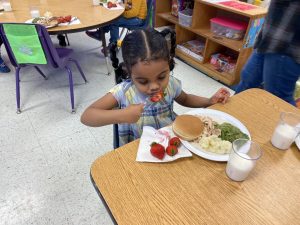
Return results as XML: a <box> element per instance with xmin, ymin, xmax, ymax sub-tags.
<box><xmin>172</xmin><ymin>115</ymin><xmax>204</xmax><ymax>141</ymax></box>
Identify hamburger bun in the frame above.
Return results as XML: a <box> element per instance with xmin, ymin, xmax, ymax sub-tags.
<box><xmin>172</xmin><ymin>115</ymin><xmax>204</xmax><ymax>141</ymax></box>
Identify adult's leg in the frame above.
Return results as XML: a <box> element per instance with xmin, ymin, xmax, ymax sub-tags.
<box><xmin>263</xmin><ymin>53</ymin><xmax>300</xmax><ymax>105</ymax></box>
<box><xmin>235</xmin><ymin>51</ymin><xmax>265</xmax><ymax>94</ymax></box>
<box><xmin>109</xmin><ymin>17</ymin><xmax>145</xmax><ymax>43</ymax></box>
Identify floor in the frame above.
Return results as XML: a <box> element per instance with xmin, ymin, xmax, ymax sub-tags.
<box><xmin>0</xmin><ymin>31</ymin><xmax>234</xmax><ymax>225</ymax></box>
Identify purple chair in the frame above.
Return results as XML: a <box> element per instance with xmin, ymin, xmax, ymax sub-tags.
<box><xmin>0</xmin><ymin>23</ymin><xmax>87</xmax><ymax>113</ymax></box>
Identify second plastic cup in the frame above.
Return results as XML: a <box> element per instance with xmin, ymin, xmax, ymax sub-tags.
<box><xmin>226</xmin><ymin>139</ymin><xmax>262</xmax><ymax>182</ymax></box>
<box><xmin>271</xmin><ymin>112</ymin><xmax>300</xmax><ymax>150</ymax></box>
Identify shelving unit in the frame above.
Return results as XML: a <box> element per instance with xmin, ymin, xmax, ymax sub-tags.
<box><xmin>155</xmin><ymin>0</ymin><xmax>267</xmax><ymax>85</ymax></box>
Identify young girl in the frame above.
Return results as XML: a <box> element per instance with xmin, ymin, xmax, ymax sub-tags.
<box><xmin>81</xmin><ymin>28</ymin><xmax>230</xmax><ymax>146</ymax></box>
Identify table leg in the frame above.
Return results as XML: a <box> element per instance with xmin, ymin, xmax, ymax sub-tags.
<box><xmin>90</xmin><ymin>172</ymin><xmax>117</xmax><ymax>225</ymax></box>
<box><xmin>99</xmin><ymin>28</ymin><xmax>111</xmax><ymax>75</ymax></box>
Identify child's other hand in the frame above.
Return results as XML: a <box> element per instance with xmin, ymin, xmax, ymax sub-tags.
<box><xmin>124</xmin><ymin>104</ymin><xmax>144</xmax><ymax>123</ymax></box>
<box><xmin>210</xmin><ymin>88</ymin><xmax>231</xmax><ymax>105</ymax></box>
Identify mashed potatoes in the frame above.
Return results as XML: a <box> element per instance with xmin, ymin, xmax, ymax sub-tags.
<box><xmin>193</xmin><ymin>135</ymin><xmax>232</xmax><ymax>154</ymax></box>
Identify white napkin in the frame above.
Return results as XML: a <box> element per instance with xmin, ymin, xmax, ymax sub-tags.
<box><xmin>102</xmin><ymin>3</ymin><xmax>124</xmax><ymax>10</ymax></box>
<box><xmin>58</xmin><ymin>17</ymin><xmax>81</xmax><ymax>26</ymax></box>
<box><xmin>136</xmin><ymin>126</ymin><xmax>192</xmax><ymax>163</ymax></box>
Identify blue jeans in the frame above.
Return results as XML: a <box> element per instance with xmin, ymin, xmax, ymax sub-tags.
<box><xmin>103</xmin><ymin>16</ymin><xmax>145</xmax><ymax>43</ymax></box>
<box><xmin>235</xmin><ymin>51</ymin><xmax>300</xmax><ymax>105</ymax></box>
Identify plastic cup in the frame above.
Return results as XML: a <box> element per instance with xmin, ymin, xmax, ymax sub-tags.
<box><xmin>2</xmin><ymin>0</ymin><xmax>12</xmax><ymax>12</ymax></box>
<box><xmin>30</xmin><ymin>6</ymin><xmax>40</xmax><ymax>18</ymax></box>
<box><xmin>271</xmin><ymin>112</ymin><xmax>300</xmax><ymax>150</ymax></box>
<box><xmin>92</xmin><ymin>0</ymin><xmax>100</xmax><ymax>5</ymax></box>
<box><xmin>226</xmin><ymin>139</ymin><xmax>262</xmax><ymax>182</ymax></box>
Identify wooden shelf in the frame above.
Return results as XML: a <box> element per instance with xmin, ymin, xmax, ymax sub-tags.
<box><xmin>194</xmin><ymin>28</ymin><xmax>244</xmax><ymax>52</ymax></box>
<box><xmin>157</xmin><ymin>12</ymin><xmax>178</xmax><ymax>25</ymax></box>
<box><xmin>176</xmin><ymin>48</ymin><xmax>204</xmax><ymax>64</ymax></box>
<box><xmin>155</xmin><ymin>0</ymin><xmax>267</xmax><ymax>85</ymax></box>
<box><xmin>176</xmin><ymin>49</ymin><xmax>233</xmax><ymax>84</ymax></box>
<box><xmin>197</xmin><ymin>0</ymin><xmax>267</xmax><ymax>18</ymax></box>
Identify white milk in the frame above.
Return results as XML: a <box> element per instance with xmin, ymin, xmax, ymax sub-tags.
<box><xmin>30</xmin><ymin>9</ymin><xmax>40</xmax><ymax>18</ymax></box>
<box><xmin>3</xmin><ymin>2</ymin><xmax>12</xmax><ymax>11</ymax></box>
<box><xmin>92</xmin><ymin>0</ymin><xmax>100</xmax><ymax>5</ymax></box>
<box><xmin>226</xmin><ymin>153</ymin><xmax>255</xmax><ymax>181</ymax></box>
<box><xmin>271</xmin><ymin>124</ymin><xmax>297</xmax><ymax>150</ymax></box>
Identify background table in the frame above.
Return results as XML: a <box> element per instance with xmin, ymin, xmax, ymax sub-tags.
<box><xmin>0</xmin><ymin>0</ymin><xmax>124</xmax><ymax>74</ymax></box>
<box><xmin>0</xmin><ymin>0</ymin><xmax>124</xmax><ymax>34</ymax></box>
<box><xmin>91</xmin><ymin>88</ymin><xmax>300</xmax><ymax>225</ymax></box>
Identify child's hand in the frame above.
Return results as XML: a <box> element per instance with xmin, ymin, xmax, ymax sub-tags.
<box><xmin>209</xmin><ymin>88</ymin><xmax>231</xmax><ymax>105</ymax></box>
<box><xmin>124</xmin><ymin>104</ymin><xmax>144</xmax><ymax>123</ymax></box>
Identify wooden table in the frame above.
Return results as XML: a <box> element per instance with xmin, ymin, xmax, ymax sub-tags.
<box><xmin>91</xmin><ymin>89</ymin><xmax>300</xmax><ymax>225</ymax></box>
<box><xmin>0</xmin><ymin>0</ymin><xmax>124</xmax><ymax>73</ymax></box>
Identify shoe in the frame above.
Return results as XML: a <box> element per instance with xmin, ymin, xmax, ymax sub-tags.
<box><xmin>86</xmin><ymin>30</ymin><xmax>102</xmax><ymax>41</ymax></box>
<box><xmin>57</xmin><ymin>34</ymin><xmax>67</xmax><ymax>47</ymax></box>
<box><xmin>0</xmin><ymin>58</ymin><xmax>10</xmax><ymax>73</ymax></box>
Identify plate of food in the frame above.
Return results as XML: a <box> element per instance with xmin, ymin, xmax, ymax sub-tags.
<box><xmin>172</xmin><ymin>109</ymin><xmax>251</xmax><ymax>162</ymax></box>
<box><xmin>25</xmin><ymin>17</ymin><xmax>60</xmax><ymax>28</ymax></box>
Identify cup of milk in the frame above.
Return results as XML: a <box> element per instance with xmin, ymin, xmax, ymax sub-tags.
<box><xmin>226</xmin><ymin>139</ymin><xmax>262</xmax><ymax>182</ymax></box>
<box><xmin>2</xmin><ymin>0</ymin><xmax>12</xmax><ymax>12</ymax></box>
<box><xmin>271</xmin><ymin>112</ymin><xmax>300</xmax><ymax>150</ymax></box>
<box><xmin>30</xmin><ymin>5</ymin><xmax>40</xmax><ymax>18</ymax></box>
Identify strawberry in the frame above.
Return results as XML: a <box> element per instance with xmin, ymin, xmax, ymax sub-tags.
<box><xmin>169</xmin><ymin>137</ymin><xmax>181</xmax><ymax>147</ymax></box>
<box><xmin>64</xmin><ymin>15</ymin><xmax>72</xmax><ymax>23</ymax></box>
<box><xmin>150</xmin><ymin>92</ymin><xmax>164</xmax><ymax>103</ymax></box>
<box><xmin>112</xmin><ymin>3</ymin><xmax>117</xmax><ymax>7</ymax></box>
<box><xmin>107</xmin><ymin>1</ymin><xmax>113</xmax><ymax>8</ymax></box>
<box><xmin>150</xmin><ymin>142</ymin><xmax>165</xmax><ymax>160</ymax></box>
<box><xmin>166</xmin><ymin>145</ymin><xmax>178</xmax><ymax>156</ymax></box>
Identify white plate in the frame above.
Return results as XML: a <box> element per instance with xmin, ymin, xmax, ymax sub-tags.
<box><xmin>180</xmin><ymin>109</ymin><xmax>251</xmax><ymax>162</ymax></box>
<box><xmin>295</xmin><ymin>135</ymin><xmax>300</xmax><ymax>150</ymax></box>
<box><xmin>25</xmin><ymin>18</ymin><xmax>58</xmax><ymax>29</ymax></box>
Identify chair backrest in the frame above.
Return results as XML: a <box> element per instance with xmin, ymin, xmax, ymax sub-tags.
<box><xmin>0</xmin><ymin>23</ymin><xmax>60</xmax><ymax>68</ymax></box>
<box><xmin>143</xmin><ymin>0</ymin><xmax>154</xmax><ymax>28</ymax></box>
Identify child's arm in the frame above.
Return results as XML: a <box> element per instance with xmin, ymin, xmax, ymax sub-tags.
<box><xmin>81</xmin><ymin>93</ymin><xmax>144</xmax><ymax>127</ymax></box>
<box><xmin>175</xmin><ymin>87</ymin><xmax>230</xmax><ymax>108</ymax></box>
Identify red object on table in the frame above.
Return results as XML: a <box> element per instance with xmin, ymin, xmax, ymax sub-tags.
<box><xmin>219</xmin><ymin>1</ymin><xmax>257</xmax><ymax>11</ymax></box>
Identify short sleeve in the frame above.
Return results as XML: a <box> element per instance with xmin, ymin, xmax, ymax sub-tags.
<box><xmin>168</xmin><ymin>76</ymin><xmax>182</xmax><ymax>99</ymax></box>
<box><xmin>109</xmin><ymin>83</ymin><xmax>124</xmax><ymax>106</ymax></box>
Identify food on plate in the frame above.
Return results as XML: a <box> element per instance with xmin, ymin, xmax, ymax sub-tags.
<box><xmin>107</xmin><ymin>1</ymin><xmax>117</xmax><ymax>8</ymax></box>
<box><xmin>193</xmin><ymin>135</ymin><xmax>232</xmax><ymax>154</ymax></box>
<box><xmin>150</xmin><ymin>91</ymin><xmax>165</xmax><ymax>102</ymax></box>
<box><xmin>44</xmin><ymin>11</ymin><xmax>53</xmax><ymax>19</ymax></box>
<box><xmin>32</xmin><ymin>17</ymin><xmax>59</xmax><ymax>27</ymax></box>
<box><xmin>57</xmin><ymin>15</ymin><xmax>72</xmax><ymax>23</ymax></box>
<box><xmin>169</xmin><ymin>137</ymin><xmax>181</xmax><ymax>147</ymax></box>
<box><xmin>166</xmin><ymin>145</ymin><xmax>178</xmax><ymax>156</ymax></box>
<box><xmin>190</xmin><ymin>116</ymin><xmax>249</xmax><ymax>154</ymax></box>
<box><xmin>216</xmin><ymin>122</ymin><xmax>249</xmax><ymax>143</ymax></box>
<box><xmin>172</xmin><ymin>115</ymin><xmax>204</xmax><ymax>141</ymax></box>
<box><xmin>150</xmin><ymin>142</ymin><xmax>165</xmax><ymax>159</ymax></box>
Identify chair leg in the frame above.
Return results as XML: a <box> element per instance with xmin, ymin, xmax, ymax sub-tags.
<box><xmin>99</xmin><ymin>28</ymin><xmax>111</xmax><ymax>75</ymax></box>
<box><xmin>15</xmin><ymin>67</ymin><xmax>21</xmax><ymax>114</ymax></box>
<box><xmin>65</xmin><ymin>34</ymin><xmax>70</xmax><ymax>46</ymax></box>
<box><xmin>69</xmin><ymin>59</ymin><xmax>87</xmax><ymax>83</ymax></box>
<box><xmin>65</xmin><ymin>66</ymin><xmax>75</xmax><ymax>113</ymax></box>
<box><xmin>34</xmin><ymin>66</ymin><xmax>48</xmax><ymax>80</ymax></box>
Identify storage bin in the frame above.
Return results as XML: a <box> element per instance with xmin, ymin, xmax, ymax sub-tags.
<box><xmin>210</xmin><ymin>17</ymin><xmax>247</xmax><ymax>40</ymax></box>
<box><xmin>210</xmin><ymin>53</ymin><xmax>236</xmax><ymax>74</ymax></box>
<box><xmin>178</xmin><ymin>9</ymin><xmax>193</xmax><ymax>27</ymax></box>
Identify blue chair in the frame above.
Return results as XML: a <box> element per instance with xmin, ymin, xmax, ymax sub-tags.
<box><xmin>119</xmin><ymin>0</ymin><xmax>153</xmax><ymax>38</ymax></box>
<box><xmin>0</xmin><ymin>23</ymin><xmax>87</xmax><ymax>113</ymax></box>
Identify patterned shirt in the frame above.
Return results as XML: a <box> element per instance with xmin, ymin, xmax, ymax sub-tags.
<box><xmin>110</xmin><ymin>76</ymin><xmax>182</xmax><ymax>146</ymax></box>
<box><xmin>254</xmin><ymin>0</ymin><xmax>300</xmax><ymax>64</ymax></box>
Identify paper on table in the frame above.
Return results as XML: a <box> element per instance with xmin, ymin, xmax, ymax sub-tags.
<box><xmin>58</xmin><ymin>17</ymin><xmax>81</xmax><ymax>26</ymax></box>
<box><xmin>102</xmin><ymin>3</ymin><xmax>124</xmax><ymax>10</ymax></box>
<box><xmin>136</xmin><ymin>126</ymin><xmax>192</xmax><ymax>163</ymax></box>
